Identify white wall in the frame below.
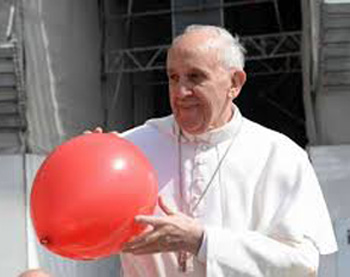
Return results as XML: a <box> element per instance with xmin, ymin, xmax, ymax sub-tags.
<box><xmin>309</xmin><ymin>145</ymin><xmax>350</xmax><ymax>277</ymax></box>
<box><xmin>0</xmin><ymin>155</ymin><xmax>27</xmax><ymax>276</ymax></box>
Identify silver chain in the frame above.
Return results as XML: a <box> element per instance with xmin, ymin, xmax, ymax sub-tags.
<box><xmin>177</xmin><ymin>130</ymin><xmax>235</xmax><ymax>215</ymax></box>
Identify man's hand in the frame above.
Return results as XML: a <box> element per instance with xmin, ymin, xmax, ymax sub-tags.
<box><xmin>83</xmin><ymin>126</ymin><xmax>119</xmax><ymax>136</ymax></box>
<box><xmin>122</xmin><ymin>196</ymin><xmax>204</xmax><ymax>255</ymax></box>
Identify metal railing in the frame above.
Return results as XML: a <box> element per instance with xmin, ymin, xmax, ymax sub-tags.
<box><xmin>105</xmin><ymin>31</ymin><xmax>302</xmax><ymax>75</ymax></box>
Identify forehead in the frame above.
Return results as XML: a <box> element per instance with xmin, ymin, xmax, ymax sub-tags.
<box><xmin>167</xmin><ymin>33</ymin><xmax>221</xmax><ymax>71</ymax></box>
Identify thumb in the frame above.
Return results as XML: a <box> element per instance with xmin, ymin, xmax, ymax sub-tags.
<box><xmin>158</xmin><ymin>195</ymin><xmax>176</xmax><ymax>216</ymax></box>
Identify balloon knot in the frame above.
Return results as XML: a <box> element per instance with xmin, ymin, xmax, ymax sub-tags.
<box><xmin>40</xmin><ymin>237</ymin><xmax>50</xmax><ymax>245</ymax></box>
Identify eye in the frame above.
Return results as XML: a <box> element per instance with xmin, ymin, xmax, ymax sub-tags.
<box><xmin>188</xmin><ymin>73</ymin><xmax>200</xmax><ymax>81</ymax></box>
<box><xmin>168</xmin><ymin>73</ymin><xmax>179</xmax><ymax>83</ymax></box>
<box><xmin>187</xmin><ymin>71</ymin><xmax>205</xmax><ymax>84</ymax></box>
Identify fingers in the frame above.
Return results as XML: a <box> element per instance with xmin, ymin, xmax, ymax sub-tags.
<box><xmin>122</xmin><ymin>215</ymin><xmax>176</xmax><ymax>254</ymax></box>
<box><xmin>124</xmin><ymin>228</ymin><xmax>155</xmax><ymax>246</ymax></box>
<box><xmin>83</xmin><ymin>127</ymin><xmax>120</xmax><ymax>136</ymax></box>
<box><xmin>83</xmin><ymin>130</ymin><xmax>93</xmax><ymax>135</ymax></box>
<box><xmin>94</xmin><ymin>127</ymin><xmax>103</xmax><ymax>133</ymax></box>
<box><xmin>83</xmin><ymin>127</ymin><xmax>103</xmax><ymax>135</ymax></box>
<box><xmin>123</xmin><ymin>230</ymin><xmax>159</xmax><ymax>250</ymax></box>
<box><xmin>122</xmin><ymin>197</ymin><xmax>191</xmax><ymax>255</ymax></box>
<box><xmin>134</xmin><ymin>215</ymin><xmax>166</xmax><ymax>227</ymax></box>
<box><xmin>122</xmin><ymin>230</ymin><xmax>161</xmax><ymax>254</ymax></box>
<box><xmin>122</xmin><ymin>229</ymin><xmax>180</xmax><ymax>255</ymax></box>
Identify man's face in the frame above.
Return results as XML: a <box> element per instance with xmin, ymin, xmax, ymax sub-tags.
<box><xmin>166</xmin><ymin>33</ymin><xmax>235</xmax><ymax>135</ymax></box>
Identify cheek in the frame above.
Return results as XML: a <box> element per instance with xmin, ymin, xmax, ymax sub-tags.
<box><xmin>199</xmin><ymin>87</ymin><xmax>226</xmax><ymax>121</ymax></box>
<box><xmin>195</xmin><ymin>87</ymin><xmax>216</xmax><ymax>110</ymax></box>
<box><xmin>192</xmin><ymin>90</ymin><xmax>213</xmax><ymax>122</ymax></box>
<box><xmin>168</xmin><ymin>90</ymin><xmax>176</xmax><ymax>108</ymax></box>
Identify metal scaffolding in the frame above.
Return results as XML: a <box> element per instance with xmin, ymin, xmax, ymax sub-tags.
<box><xmin>106</xmin><ymin>31</ymin><xmax>301</xmax><ymax>75</ymax></box>
<box><xmin>102</xmin><ymin>0</ymin><xmax>306</xmax><ymax>145</ymax></box>
<box><xmin>0</xmin><ymin>0</ymin><xmax>26</xmax><ymax>152</ymax></box>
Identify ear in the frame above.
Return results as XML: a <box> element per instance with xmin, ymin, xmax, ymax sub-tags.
<box><xmin>229</xmin><ymin>70</ymin><xmax>246</xmax><ymax>99</ymax></box>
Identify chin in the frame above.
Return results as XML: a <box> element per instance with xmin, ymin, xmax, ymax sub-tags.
<box><xmin>176</xmin><ymin>115</ymin><xmax>208</xmax><ymax>134</ymax></box>
<box><xmin>181</xmin><ymin>124</ymin><xmax>207</xmax><ymax>135</ymax></box>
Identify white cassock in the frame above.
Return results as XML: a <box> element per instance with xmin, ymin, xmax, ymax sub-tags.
<box><xmin>120</xmin><ymin>105</ymin><xmax>337</xmax><ymax>277</ymax></box>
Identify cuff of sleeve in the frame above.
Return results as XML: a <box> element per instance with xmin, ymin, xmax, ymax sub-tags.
<box><xmin>196</xmin><ymin>229</ymin><xmax>207</xmax><ymax>263</ymax></box>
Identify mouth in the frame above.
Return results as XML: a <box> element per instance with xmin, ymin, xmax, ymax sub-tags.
<box><xmin>177</xmin><ymin>101</ymin><xmax>199</xmax><ymax>109</ymax></box>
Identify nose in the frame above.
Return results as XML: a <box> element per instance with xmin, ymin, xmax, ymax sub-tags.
<box><xmin>172</xmin><ymin>81</ymin><xmax>192</xmax><ymax>98</ymax></box>
<box><xmin>179</xmin><ymin>84</ymin><xmax>192</xmax><ymax>97</ymax></box>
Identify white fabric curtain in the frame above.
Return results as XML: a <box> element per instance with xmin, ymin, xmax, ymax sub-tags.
<box><xmin>23</xmin><ymin>0</ymin><xmax>104</xmax><ymax>153</ymax></box>
<box><xmin>22</xmin><ymin>1</ymin><xmax>119</xmax><ymax>275</ymax></box>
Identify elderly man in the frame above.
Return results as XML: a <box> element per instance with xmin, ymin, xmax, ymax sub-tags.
<box><xmin>21</xmin><ymin>25</ymin><xmax>336</xmax><ymax>277</ymax></box>
<box><xmin>119</xmin><ymin>25</ymin><xmax>337</xmax><ymax>276</ymax></box>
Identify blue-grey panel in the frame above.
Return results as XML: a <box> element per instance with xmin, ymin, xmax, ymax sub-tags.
<box><xmin>324</xmin><ymin>1</ymin><xmax>350</xmax><ymax>10</ymax></box>
<box><xmin>320</xmin><ymin>3</ymin><xmax>350</xmax><ymax>99</ymax></box>
<box><xmin>309</xmin><ymin>145</ymin><xmax>350</xmax><ymax>276</ymax></box>
<box><xmin>0</xmin><ymin>154</ymin><xmax>27</xmax><ymax>276</ymax></box>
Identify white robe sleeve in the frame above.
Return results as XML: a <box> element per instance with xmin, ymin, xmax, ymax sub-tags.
<box><xmin>205</xmin><ymin>227</ymin><xmax>319</xmax><ymax>276</ymax></box>
<box><xmin>204</xmin><ymin>149</ymin><xmax>337</xmax><ymax>277</ymax></box>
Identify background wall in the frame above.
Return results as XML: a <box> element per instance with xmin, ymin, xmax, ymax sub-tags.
<box><xmin>314</xmin><ymin>2</ymin><xmax>350</xmax><ymax>144</ymax></box>
<box><xmin>310</xmin><ymin>145</ymin><xmax>350</xmax><ymax>277</ymax></box>
<box><xmin>0</xmin><ymin>155</ymin><xmax>26</xmax><ymax>276</ymax></box>
<box><xmin>23</xmin><ymin>0</ymin><xmax>104</xmax><ymax>153</ymax></box>
<box><xmin>0</xmin><ymin>0</ymin><xmax>109</xmax><ymax>275</ymax></box>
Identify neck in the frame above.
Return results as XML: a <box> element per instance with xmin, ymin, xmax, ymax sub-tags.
<box><xmin>177</xmin><ymin>104</ymin><xmax>235</xmax><ymax>138</ymax></box>
<box><xmin>205</xmin><ymin>103</ymin><xmax>235</xmax><ymax>133</ymax></box>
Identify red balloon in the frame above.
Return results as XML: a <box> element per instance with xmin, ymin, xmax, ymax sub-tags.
<box><xmin>30</xmin><ymin>133</ymin><xmax>158</xmax><ymax>260</ymax></box>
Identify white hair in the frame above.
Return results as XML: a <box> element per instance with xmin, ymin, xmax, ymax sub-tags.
<box><xmin>172</xmin><ymin>24</ymin><xmax>246</xmax><ymax>70</ymax></box>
